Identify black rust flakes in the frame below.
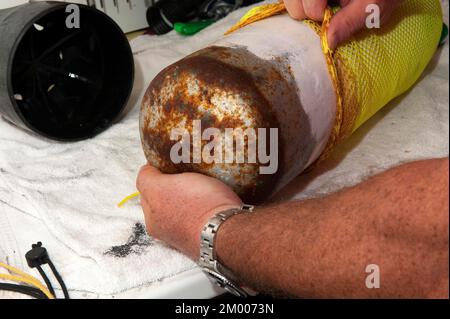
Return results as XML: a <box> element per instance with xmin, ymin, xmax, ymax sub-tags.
<box><xmin>105</xmin><ymin>223</ymin><xmax>153</xmax><ymax>258</ymax></box>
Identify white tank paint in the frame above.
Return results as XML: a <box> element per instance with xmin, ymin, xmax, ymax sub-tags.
<box><xmin>214</xmin><ymin>14</ymin><xmax>336</xmax><ymax>167</ymax></box>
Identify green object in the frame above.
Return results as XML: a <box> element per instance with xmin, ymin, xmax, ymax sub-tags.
<box><xmin>174</xmin><ymin>20</ymin><xmax>215</xmax><ymax>36</ymax></box>
<box><xmin>439</xmin><ymin>23</ymin><xmax>449</xmax><ymax>46</ymax></box>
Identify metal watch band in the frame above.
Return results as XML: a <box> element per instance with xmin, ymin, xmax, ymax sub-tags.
<box><xmin>199</xmin><ymin>204</ymin><xmax>255</xmax><ymax>298</ymax></box>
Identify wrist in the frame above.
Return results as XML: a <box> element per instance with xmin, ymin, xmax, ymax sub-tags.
<box><xmin>188</xmin><ymin>203</ymin><xmax>242</xmax><ymax>259</ymax></box>
<box><xmin>198</xmin><ymin>204</ymin><xmax>257</xmax><ymax>297</ymax></box>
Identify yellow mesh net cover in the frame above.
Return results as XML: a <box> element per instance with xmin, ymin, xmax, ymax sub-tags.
<box><xmin>226</xmin><ymin>0</ymin><xmax>443</xmax><ymax>157</ymax></box>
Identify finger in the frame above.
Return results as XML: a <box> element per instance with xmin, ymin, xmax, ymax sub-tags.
<box><xmin>327</xmin><ymin>0</ymin><xmax>368</xmax><ymax>49</ymax></box>
<box><xmin>302</xmin><ymin>0</ymin><xmax>327</xmax><ymax>21</ymax></box>
<box><xmin>136</xmin><ymin>165</ymin><xmax>162</xmax><ymax>193</ymax></box>
<box><xmin>284</xmin><ymin>0</ymin><xmax>306</xmax><ymax>20</ymax></box>
<box><xmin>140</xmin><ymin>196</ymin><xmax>154</xmax><ymax>230</ymax></box>
<box><xmin>339</xmin><ymin>0</ymin><xmax>352</xmax><ymax>6</ymax></box>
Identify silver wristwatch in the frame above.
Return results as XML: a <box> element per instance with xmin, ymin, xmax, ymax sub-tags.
<box><xmin>199</xmin><ymin>204</ymin><xmax>257</xmax><ymax>298</ymax></box>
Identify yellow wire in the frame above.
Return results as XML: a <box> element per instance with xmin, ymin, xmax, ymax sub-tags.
<box><xmin>0</xmin><ymin>262</ymin><xmax>42</xmax><ymax>283</ymax></box>
<box><xmin>0</xmin><ymin>262</ymin><xmax>55</xmax><ymax>299</ymax></box>
<box><xmin>117</xmin><ymin>192</ymin><xmax>141</xmax><ymax>208</ymax></box>
<box><xmin>0</xmin><ymin>273</ymin><xmax>55</xmax><ymax>299</ymax></box>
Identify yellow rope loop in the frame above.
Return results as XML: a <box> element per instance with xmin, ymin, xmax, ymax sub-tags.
<box><xmin>313</xmin><ymin>7</ymin><xmax>344</xmax><ymax>165</ymax></box>
<box><xmin>224</xmin><ymin>3</ymin><xmax>287</xmax><ymax>35</ymax></box>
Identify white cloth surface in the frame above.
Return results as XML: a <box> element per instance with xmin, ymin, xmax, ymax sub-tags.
<box><xmin>0</xmin><ymin>0</ymin><xmax>448</xmax><ymax>298</ymax></box>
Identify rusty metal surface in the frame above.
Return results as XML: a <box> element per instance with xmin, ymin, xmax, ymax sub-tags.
<box><xmin>140</xmin><ymin>46</ymin><xmax>315</xmax><ymax>203</ymax></box>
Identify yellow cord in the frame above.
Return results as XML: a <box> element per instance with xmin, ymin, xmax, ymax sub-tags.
<box><xmin>225</xmin><ymin>3</ymin><xmax>287</xmax><ymax>35</ymax></box>
<box><xmin>117</xmin><ymin>192</ymin><xmax>141</xmax><ymax>208</ymax></box>
<box><xmin>0</xmin><ymin>262</ymin><xmax>55</xmax><ymax>299</ymax></box>
<box><xmin>312</xmin><ymin>7</ymin><xmax>344</xmax><ymax>165</ymax></box>
<box><xmin>0</xmin><ymin>261</ymin><xmax>41</xmax><ymax>283</ymax></box>
<box><xmin>0</xmin><ymin>270</ymin><xmax>55</xmax><ymax>299</ymax></box>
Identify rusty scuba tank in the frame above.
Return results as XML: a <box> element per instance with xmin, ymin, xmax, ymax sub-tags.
<box><xmin>140</xmin><ymin>0</ymin><xmax>443</xmax><ymax>203</ymax></box>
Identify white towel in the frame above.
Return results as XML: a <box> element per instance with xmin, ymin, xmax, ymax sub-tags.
<box><xmin>0</xmin><ymin>0</ymin><xmax>448</xmax><ymax>298</ymax></box>
<box><xmin>0</xmin><ymin>2</ymin><xmax>268</xmax><ymax>298</ymax></box>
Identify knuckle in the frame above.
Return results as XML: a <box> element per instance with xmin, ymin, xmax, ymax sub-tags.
<box><xmin>136</xmin><ymin>173</ymin><xmax>146</xmax><ymax>191</ymax></box>
<box><xmin>341</xmin><ymin>15</ymin><xmax>355</xmax><ymax>29</ymax></box>
<box><xmin>341</xmin><ymin>17</ymin><xmax>360</xmax><ymax>34</ymax></box>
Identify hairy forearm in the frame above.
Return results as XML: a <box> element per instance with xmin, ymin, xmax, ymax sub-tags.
<box><xmin>216</xmin><ymin>159</ymin><xmax>449</xmax><ymax>298</ymax></box>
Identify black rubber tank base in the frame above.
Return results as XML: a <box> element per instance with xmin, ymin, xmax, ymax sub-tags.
<box><xmin>0</xmin><ymin>1</ymin><xmax>134</xmax><ymax>141</ymax></box>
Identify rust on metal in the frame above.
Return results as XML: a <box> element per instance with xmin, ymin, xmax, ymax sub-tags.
<box><xmin>140</xmin><ymin>46</ymin><xmax>314</xmax><ymax>203</ymax></box>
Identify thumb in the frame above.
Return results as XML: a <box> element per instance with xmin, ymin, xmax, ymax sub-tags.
<box><xmin>136</xmin><ymin>165</ymin><xmax>163</xmax><ymax>193</ymax></box>
<box><xmin>327</xmin><ymin>1</ymin><xmax>368</xmax><ymax>50</ymax></box>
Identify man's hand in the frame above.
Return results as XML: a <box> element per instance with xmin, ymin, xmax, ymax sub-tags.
<box><xmin>283</xmin><ymin>0</ymin><xmax>400</xmax><ymax>49</ymax></box>
<box><xmin>136</xmin><ymin>166</ymin><xmax>242</xmax><ymax>259</ymax></box>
